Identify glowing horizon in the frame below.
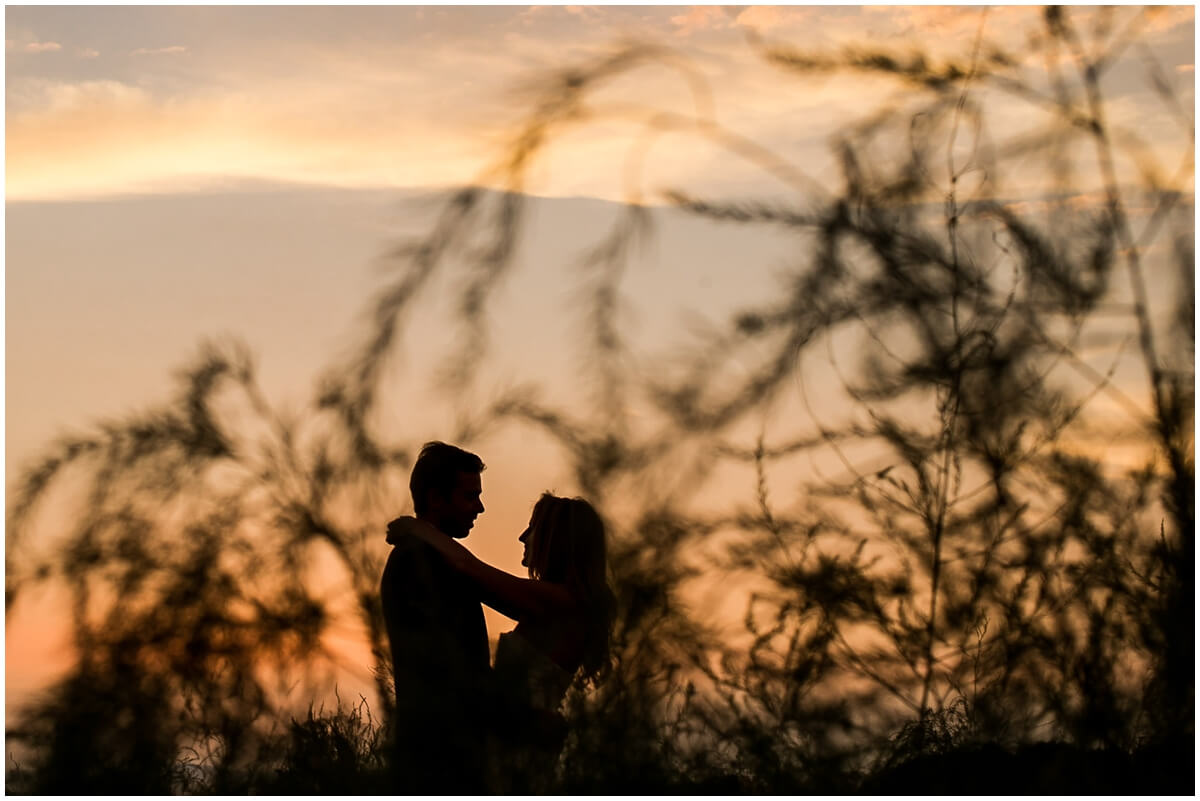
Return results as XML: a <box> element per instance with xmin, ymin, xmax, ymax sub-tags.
<box><xmin>7</xmin><ymin>6</ymin><xmax>1194</xmax><ymax>203</ymax></box>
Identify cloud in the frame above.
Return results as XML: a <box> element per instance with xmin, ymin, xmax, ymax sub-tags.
<box><xmin>1176</xmin><ymin>64</ymin><xmax>1194</xmax><ymax>73</ymax></box>
<box><xmin>519</xmin><ymin>6</ymin><xmax>551</xmax><ymax>24</ymax></box>
<box><xmin>78</xmin><ymin>48</ymin><xmax>100</xmax><ymax>59</ymax></box>
<box><xmin>734</xmin><ymin>6</ymin><xmax>817</xmax><ymax>33</ymax></box>
<box><xmin>863</xmin><ymin>5</ymin><xmax>1038</xmax><ymax>47</ymax></box>
<box><xmin>9</xmin><ymin>75</ymin><xmax>169</xmax><ymax>125</ymax></box>
<box><xmin>1141</xmin><ymin>4</ymin><xmax>1195</xmax><ymax>34</ymax></box>
<box><xmin>669</xmin><ymin>6</ymin><xmax>731</xmax><ymax>36</ymax></box>
<box><xmin>515</xmin><ymin>5</ymin><xmax>602</xmax><ymax>27</ymax></box>
<box><xmin>4</xmin><ymin>74</ymin><xmax>492</xmax><ymax>201</ymax></box>
<box><xmin>731</xmin><ymin>6</ymin><xmax>1037</xmax><ymax>54</ymax></box>
<box><xmin>131</xmin><ymin>45</ymin><xmax>188</xmax><ymax>56</ymax></box>
<box><xmin>11</xmin><ymin>40</ymin><xmax>63</xmax><ymax>54</ymax></box>
<box><xmin>5</xmin><ymin>6</ymin><xmax>1192</xmax><ymax>206</ymax></box>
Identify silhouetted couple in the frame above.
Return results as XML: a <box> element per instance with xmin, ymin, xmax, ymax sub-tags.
<box><xmin>380</xmin><ymin>441</ymin><xmax>615</xmax><ymax>793</ymax></box>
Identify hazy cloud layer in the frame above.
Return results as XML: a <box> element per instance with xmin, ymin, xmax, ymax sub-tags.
<box><xmin>8</xmin><ymin>39</ymin><xmax>61</xmax><ymax>53</ymax></box>
<box><xmin>130</xmin><ymin>45</ymin><xmax>187</xmax><ymax>56</ymax></box>
<box><xmin>6</xmin><ymin>5</ymin><xmax>1194</xmax><ymax>201</ymax></box>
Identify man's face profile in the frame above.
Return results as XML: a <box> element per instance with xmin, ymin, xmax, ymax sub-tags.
<box><xmin>429</xmin><ymin>470</ymin><xmax>484</xmax><ymax>539</ymax></box>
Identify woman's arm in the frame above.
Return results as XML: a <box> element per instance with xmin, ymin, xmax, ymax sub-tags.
<box><xmin>387</xmin><ymin>516</ymin><xmax>574</xmax><ymax>622</ymax></box>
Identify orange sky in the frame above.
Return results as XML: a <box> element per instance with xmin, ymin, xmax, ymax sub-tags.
<box><xmin>6</xmin><ymin>6</ymin><xmax>1194</xmax><ymax>201</ymax></box>
<box><xmin>6</xmin><ymin>4</ymin><xmax>1194</xmax><ymax>714</ymax></box>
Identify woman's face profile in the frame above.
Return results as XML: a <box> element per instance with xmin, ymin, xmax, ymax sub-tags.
<box><xmin>519</xmin><ymin>525</ymin><xmax>533</xmax><ymax>568</ymax></box>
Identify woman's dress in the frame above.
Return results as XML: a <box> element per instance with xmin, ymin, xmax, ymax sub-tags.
<box><xmin>489</xmin><ymin>629</ymin><xmax>575</xmax><ymax>792</ymax></box>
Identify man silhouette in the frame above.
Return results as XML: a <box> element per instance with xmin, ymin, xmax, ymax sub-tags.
<box><xmin>380</xmin><ymin>441</ymin><xmax>490</xmax><ymax>793</ymax></box>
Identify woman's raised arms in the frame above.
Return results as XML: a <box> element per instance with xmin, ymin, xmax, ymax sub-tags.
<box><xmin>387</xmin><ymin>516</ymin><xmax>574</xmax><ymax>622</ymax></box>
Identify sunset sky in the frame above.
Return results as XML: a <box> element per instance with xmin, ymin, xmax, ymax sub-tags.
<box><xmin>6</xmin><ymin>5</ymin><xmax>1195</xmax><ymax>710</ymax></box>
<box><xmin>8</xmin><ymin>5</ymin><xmax>1194</xmax><ymax>201</ymax></box>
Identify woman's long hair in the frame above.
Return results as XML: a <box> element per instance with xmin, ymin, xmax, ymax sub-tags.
<box><xmin>525</xmin><ymin>493</ymin><xmax>615</xmax><ymax>681</ymax></box>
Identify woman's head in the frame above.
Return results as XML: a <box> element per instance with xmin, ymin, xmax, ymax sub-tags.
<box><xmin>521</xmin><ymin>492</ymin><xmax>615</xmax><ymax>679</ymax></box>
<box><xmin>521</xmin><ymin>494</ymin><xmax>603</xmax><ymax>582</ymax></box>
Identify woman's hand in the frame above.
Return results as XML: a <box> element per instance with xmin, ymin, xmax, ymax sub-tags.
<box><xmin>385</xmin><ymin>515</ymin><xmax>425</xmax><ymax>545</ymax></box>
<box><xmin>386</xmin><ymin>516</ymin><xmax>473</xmax><ymax>569</ymax></box>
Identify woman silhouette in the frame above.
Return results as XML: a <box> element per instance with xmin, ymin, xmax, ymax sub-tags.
<box><xmin>388</xmin><ymin>492</ymin><xmax>615</xmax><ymax>791</ymax></box>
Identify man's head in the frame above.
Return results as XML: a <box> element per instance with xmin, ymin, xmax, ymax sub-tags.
<box><xmin>409</xmin><ymin>441</ymin><xmax>486</xmax><ymax>539</ymax></box>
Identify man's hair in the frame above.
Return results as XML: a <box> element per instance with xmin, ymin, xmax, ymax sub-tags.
<box><xmin>409</xmin><ymin>441</ymin><xmax>485</xmax><ymax>515</ymax></box>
